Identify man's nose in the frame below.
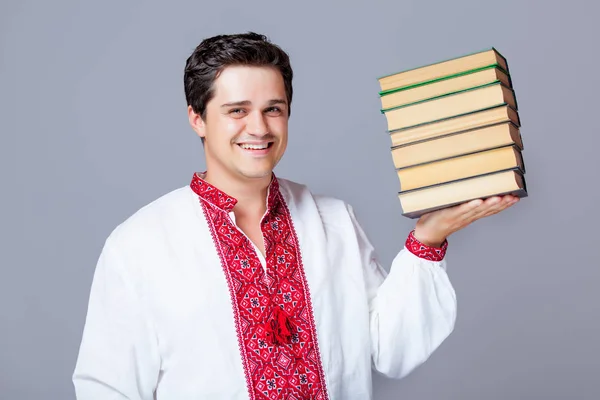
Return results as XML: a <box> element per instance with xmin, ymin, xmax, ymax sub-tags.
<box><xmin>247</xmin><ymin>111</ymin><xmax>269</xmax><ymax>136</ymax></box>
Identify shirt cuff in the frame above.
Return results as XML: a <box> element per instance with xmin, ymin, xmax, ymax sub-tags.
<box><xmin>405</xmin><ymin>230</ymin><xmax>448</xmax><ymax>261</ymax></box>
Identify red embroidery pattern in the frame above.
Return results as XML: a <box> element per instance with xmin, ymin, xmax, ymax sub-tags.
<box><xmin>405</xmin><ymin>230</ymin><xmax>448</xmax><ymax>261</ymax></box>
<box><xmin>190</xmin><ymin>173</ymin><xmax>329</xmax><ymax>400</ymax></box>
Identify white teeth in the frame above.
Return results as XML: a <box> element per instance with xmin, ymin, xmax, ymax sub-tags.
<box><xmin>239</xmin><ymin>143</ymin><xmax>269</xmax><ymax>150</ymax></box>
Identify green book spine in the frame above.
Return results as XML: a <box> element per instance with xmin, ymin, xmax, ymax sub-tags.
<box><xmin>378</xmin><ymin>64</ymin><xmax>509</xmax><ymax>96</ymax></box>
<box><xmin>380</xmin><ymin>81</ymin><xmax>518</xmax><ymax>114</ymax></box>
<box><xmin>377</xmin><ymin>46</ymin><xmax>508</xmax><ymax>80</ymax></box>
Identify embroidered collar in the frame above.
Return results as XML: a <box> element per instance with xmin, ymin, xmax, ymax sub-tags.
<box><xmin>189</xmin><ymin>172</ymin><xmax>281</xmax><ymax>213</ymax></box>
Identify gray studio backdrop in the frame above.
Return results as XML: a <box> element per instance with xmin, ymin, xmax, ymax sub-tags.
<box><xmin>1</xmin><ymin>0</ymin><xmax>599</xmax><ymax>399</ymax></box>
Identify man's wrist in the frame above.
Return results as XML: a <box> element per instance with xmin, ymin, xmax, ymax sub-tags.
<box><xmin>412</xmin><ymin>227</ymin><xmax>446</xmax><ymax>248</ymax></box>
<box><xmin>405</xmin><ymin>230</ymin><xmax>448</xmax><ymax>261</ymax></box>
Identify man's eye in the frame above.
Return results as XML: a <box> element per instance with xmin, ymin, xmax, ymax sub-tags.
<box><xmin>229</xmin><ymin>108</ymin><xmax>245</xmax><ymax>114</ymax></box>
<box><xmin>265</xmin><ymin>107</ymin><xmax>282</xmax><ymax>114</ymax></box>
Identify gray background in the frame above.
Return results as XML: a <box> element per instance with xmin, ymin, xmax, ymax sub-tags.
<box><xmin>1</xmin><ymin>0</ymin><xmax>598</xmax><ymax>398</ymax></box>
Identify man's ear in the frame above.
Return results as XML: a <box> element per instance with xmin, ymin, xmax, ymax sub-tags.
<box><xmin>188</xmin><ymin>105</ymin><xmax>206</xmax><ymax>139</ymax></box>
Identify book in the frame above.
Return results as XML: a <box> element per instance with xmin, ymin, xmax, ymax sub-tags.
<box><xmin>376</xmin><ymin>47</ymin><xmax>528</xmax><ymax>218</ymax></box>
<box><xmin>377</xmin><ymin>47</ymin><xmax>509</xmax><ymax>93</ymax></box>
<box><xmin>383</xmin><ymin>81</ymin><xmax>518</xmax><ymax>132</ymax></box>
<box><xmin>396</xmin><ymin>144</ymin><xmax>524</xmax><ymax>192</ymax></box>
<box><xmin>391</xmin><ymin>121</ymin><xmax>523</xmax><ymax>169</ymax></box>
<box><xmin>398</xmin><ymin>170</ymin><xmax>527</xmax><ymax>219</ymax></box>
<box><xmin>389</xmin><ymin>104</ymin><xmax>520</xmax><ymax>147</ymax></box>
<box><xmin>380</xmin><ymin>65</ymin><xmax>511</xmax><ymax>110</ymax></box>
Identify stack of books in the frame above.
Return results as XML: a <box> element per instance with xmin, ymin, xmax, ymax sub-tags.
<box><xmin>377</xmin><ymin>48</ymin><xmax>528</xmax><ymax>218</ymax></box>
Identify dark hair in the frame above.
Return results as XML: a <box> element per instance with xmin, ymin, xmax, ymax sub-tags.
<box><xmin>184</xmin><ymin>32</ymin><xmax>294</xmax><ymax>120</ymax></box>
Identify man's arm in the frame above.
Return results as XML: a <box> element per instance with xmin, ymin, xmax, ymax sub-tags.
<box><xmin>347</xmin><ymin>204</ymin><xmax>456</xmax><ymax>379</ymax></box>
<box><xmin>72</xmin><ymin>238</ymin><xmax>161</xmax><ymax>399</ymax></box>
<box><xmin>353</xmin><ymin>194</ymin><xmax>519</xmax><ymax>379</ymax></box>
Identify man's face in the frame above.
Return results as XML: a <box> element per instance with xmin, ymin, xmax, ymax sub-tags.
<box><xmin>189</xmin><ymin>65</ymin><xmax>289</xmax><ymax>183</ymax></box>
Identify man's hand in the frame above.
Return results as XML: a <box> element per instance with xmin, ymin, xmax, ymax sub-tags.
<box><xmin>412</xmin><ymin>195</ymin><xmax>520</xmax><ymax>247</ymax></box>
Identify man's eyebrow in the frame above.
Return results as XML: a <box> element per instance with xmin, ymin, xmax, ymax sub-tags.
<box><xmin>267</xmin><ymin>99</ymin><xmax>287</xmax><ymax>106</ymax></box>
<box><xmin>220</xmin><ymin>100</ymin><xmax>251</xmax><ymax>108</ymax></box>
<box><xmin>220</xmin><ymin>99</ymin><xmax>287</xmax><ymax>108</ymax></box>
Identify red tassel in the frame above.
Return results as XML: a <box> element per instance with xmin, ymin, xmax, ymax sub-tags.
<box><xmin>266</xmin><ymin>306</ymin><xmax>295</xmax><ymax>345</ymax></box>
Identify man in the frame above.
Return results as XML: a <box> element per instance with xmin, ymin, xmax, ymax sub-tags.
<box><xmin>72</xmin><ymin>32</ymin><xmax>518</xmax><ymax>399</ymax></box>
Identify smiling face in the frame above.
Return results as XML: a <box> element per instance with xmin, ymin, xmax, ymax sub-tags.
<box><xmin>188</xmin><ymin>65</ymin><xmax>289</xmax><ymax>186</ymax></box>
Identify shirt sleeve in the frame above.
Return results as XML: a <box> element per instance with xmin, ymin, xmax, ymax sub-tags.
<box><xmin>72</xmin><ymin>237</ymin><xmax>161</xmax><ymax>399</ymax></box>
<box><xmin>346</xmin><ymin>205</ymin><xmax>457</xmax><ymax>380</ymax></box>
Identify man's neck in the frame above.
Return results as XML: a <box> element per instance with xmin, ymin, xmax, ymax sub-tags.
<box><xmin>203</xmin><ymin>170</ymin><xmax>271</xmax><ymax>218</ymax></box>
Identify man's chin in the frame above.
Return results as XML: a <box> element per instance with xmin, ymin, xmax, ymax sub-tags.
<box><xmin>238</xmin><ymin>168</ymin><xmax>273</xmax><ymax>180</ymax></box>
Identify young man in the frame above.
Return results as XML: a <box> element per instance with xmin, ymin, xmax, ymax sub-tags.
<box><xmin>72</xmin><ymin>32</ymin><xmax>518</xmax><ymax>399</ymax></box>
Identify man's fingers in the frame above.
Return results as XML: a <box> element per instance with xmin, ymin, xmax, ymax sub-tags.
<box><xmin>447</xmin><ymin>199</ymin><xmax>483</xmax><ymax>222</ymax></box>
<box><xmin>481</xmin><ymin>196</ymin><xmax>519</xmax><ymax>218</ymax></box>
<box><xmin>454</xmin><ymin>199</ymin><xmax>483</xmax><ymax>215</ymax></box>
<box><xmin>462</xmin><ymin>197</ymin><xmax>500</xmax><ymax>222</ymax></box>
<box><xmin>424</xmin><ymin>196</ymin><xmax>518</xmax><ymax>236</ymax></box>
<box><xmin>467</xmin><ymin>196</ymin><xmax>513</xmax><ymax>223</ymax></box>
<box><xmin>470</xmin><ymin>196</ymin><xmax>518</xmax><ymax>220</ymax></box>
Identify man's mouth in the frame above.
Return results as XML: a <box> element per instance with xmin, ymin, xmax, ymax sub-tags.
<box><xmin>238</xmin><ymin>142</ymin><xmax>273</xmax><ymax>150</ymax></box>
